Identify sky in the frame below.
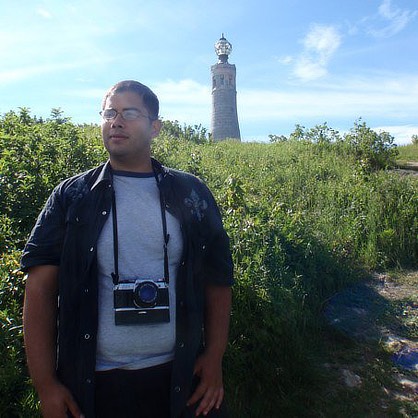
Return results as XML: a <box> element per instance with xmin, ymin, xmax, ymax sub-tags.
<box><xmin>1</xmin><ymin>0</ymin><xmax>417</xmax><ymax>144</ymax></box>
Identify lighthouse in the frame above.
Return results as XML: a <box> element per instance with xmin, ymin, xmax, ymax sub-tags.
<box><xmin>211</xmin><ymin>34</ymin><xmax>241</xmax><ymax>141</ymax></box>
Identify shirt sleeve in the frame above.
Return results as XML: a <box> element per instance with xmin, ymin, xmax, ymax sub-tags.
<box><xmin>20</xmin><ymin>186</ymin><xmax>66</xmax><ymax>272</ymax></box>
<box><xmin>200</xmin><ymin>183</ymin><xmax>234</xmax><ymax>287</ymax></box>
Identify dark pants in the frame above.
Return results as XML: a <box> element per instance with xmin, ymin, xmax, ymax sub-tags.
<box><xmin>95</xmin><ymin>362</ymin><xmax>172</xmax><ymax>418</ymax></box>
<box><xmin>94</xmin><ymin>362</ymin><xmax>227</xmax><ymax>418</ymax></box>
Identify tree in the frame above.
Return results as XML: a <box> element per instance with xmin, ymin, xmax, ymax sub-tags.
<box><xmin>49</xmin><ymin>107</ymin><xmax>69</xmax><ymax>124</ymax></box>
<box><xmin>18</xmin><ymin>107</ymin><xmax>33</xmax><ymax>125</ymax></box>
<box><xmin>159</xmin><ymin>120</ymin><xmax>210</xmax><ymax>144</ymax></box>
<box><xmin>305</xmin><ymin>122</ymin><xmax>342</xmax><ymax>144</ymax></box>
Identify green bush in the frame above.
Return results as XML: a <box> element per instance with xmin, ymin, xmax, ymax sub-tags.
<box><xmin>0</xmin><ymin>110</ymin><xmax>106</xmax><ymax>249</ymax></box>
<box><xmin>343</xmin><ymin>120</ymin><xmax>399</xmax><ymax>173</ymax></box>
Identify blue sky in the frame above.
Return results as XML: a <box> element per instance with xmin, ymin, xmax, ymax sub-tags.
<box><xmin>1</xmin><ymin>0</ymin><xmax>417</xmax><ymax>144</ymax></box>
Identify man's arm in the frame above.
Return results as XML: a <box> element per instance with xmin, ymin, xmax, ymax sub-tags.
<box><xmin>23</xmin><ymin>265</ymin><xmax>83</xmax><ymax>418</ymax></box>
<box><xmin>187</xmin><ymin>283</ymin><xmax>232</xmax><ymax>416</ymax></box>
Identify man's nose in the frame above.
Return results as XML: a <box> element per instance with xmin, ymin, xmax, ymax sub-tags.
<box><xmin>111</xmin><ymin>113</ymin><xmax>124</xmax><ymax>128</ymax></box>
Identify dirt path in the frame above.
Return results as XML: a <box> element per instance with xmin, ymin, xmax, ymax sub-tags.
<box><xmin>394</xmin><ymin>161</ymin><xmax>418</xmax><ymax>176</ymax></box>
<box><xmin>322</xmin><ymin>271</ymin><xmax>418</xmax><ymax>417</ymax></box>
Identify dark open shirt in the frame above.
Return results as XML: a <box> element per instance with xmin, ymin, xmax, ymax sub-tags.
<box><xmin>21</xmin><ymin>159</ymin><xmax>234</xmax><ymax>418</ymax></box>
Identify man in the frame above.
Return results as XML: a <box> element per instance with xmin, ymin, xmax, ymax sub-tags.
<box><xmin>21</xmin><ymin>80</ymin><xmax>234</xmax><ymax>418</ymax></box>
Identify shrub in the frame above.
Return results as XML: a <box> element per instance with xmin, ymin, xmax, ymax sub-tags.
<box><xmin>343</xmin><ymin>120</ymin><xmax>399</xmax><ymax>173</ymax></box>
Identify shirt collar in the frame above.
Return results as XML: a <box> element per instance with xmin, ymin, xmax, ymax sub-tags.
<box><xmin>90</xmin><ymin>158</ymin><xmax>170</xmax><ymax>191</ymax></box>
<box><xmin>151</xmin><ymin>157</ymin><xmax>170</xmax><ymax>182</ymax></box>
<box><xmin>91</xmin><ymin>161</ymin><xmax>112</xmax><ymax>191</ymax></box>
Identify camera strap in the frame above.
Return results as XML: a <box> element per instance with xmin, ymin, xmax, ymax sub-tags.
<box><xmin>109</xmin><ymin>168</ymin><xmax>170</xmax><ymax>286</ymax></box>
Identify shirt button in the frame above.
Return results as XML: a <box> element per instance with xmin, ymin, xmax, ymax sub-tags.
<box><xmin>84</xmin><ymin>288</ymin><xmax>89</xmax><ymax>294</ymax></box>
<box><xmin>84</xmin><ymin>334</ymin><xmax>91</xmax><ymax>340</ymax></box>
<box><xmin>102</xmin><ymin>211</ymin><xmax>107</xmax><ymax>216</ymax></box>
<box><xmin>86</xmin><ymin>378</ymin><xmax>92</xmax><ymax>384</ymax></box>
<box><xmin>202</xmin><ymin>245</ymin><xmax>206</xmax><ymax>250</ymax></box>
<box><xmin>179</xmin><ymin>342</ymin><xmax>185</xmax><ymax>348</ymax></box>
<box><xmin>89</xmin><ymin>247</ymin><xmax>94</xmax><ymax>252</ymax></box>
<box><xmin>174</xmin><ymin>386</ymin><xmax>181</xmax><ymax>393</ymax></box>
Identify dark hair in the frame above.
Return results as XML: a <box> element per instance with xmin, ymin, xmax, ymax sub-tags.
<box><xmin>102</xmin><ymin>80</ymin><xmax>159</xmax><ymax>120</ymax></box>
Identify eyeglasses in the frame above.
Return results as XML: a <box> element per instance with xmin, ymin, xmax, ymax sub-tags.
<box><xmin>100</xmin><ymin>108</ymin><xmax>153</xmax><ymax>121</ymax></box>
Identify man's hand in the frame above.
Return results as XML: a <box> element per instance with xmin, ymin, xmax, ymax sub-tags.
<box><xmin>38</xmin><ymin>380</ymin><xmax>83</xmax><ymax>418</ymax></box>
<box><xmin>187</xmin><ymin>284</ymin><xmax>232</xmax><ymax>416</ymax></box>
<box><xmin>187</xmin><ymin>351</ymin><xmax>224</xmax><ymax>416</ymax></box>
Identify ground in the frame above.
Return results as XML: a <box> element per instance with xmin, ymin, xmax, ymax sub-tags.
<box><xmin>320</xmin><ymin>270</ymin><xmax>418</xmax><ymax>417</ymax></box>
<box><xmin>393</xmin><ymin>162</ymin><xmax>418</xmax><ymax>177</ymax></box>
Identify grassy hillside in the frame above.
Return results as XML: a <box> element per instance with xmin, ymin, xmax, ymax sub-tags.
<box><xmin>396</xmin><ymin>143</ymin><xmax>418</xmax><ymax>165</ymax></box>
<box><xmin>1</xmin><ymin>111</ymin><xmax>417</xmax><ymax>416</ymax></box>
<box><xmin>151</xmin><ymin>138</ymin><xmax>417</xmax><ymax>416</ymax></box>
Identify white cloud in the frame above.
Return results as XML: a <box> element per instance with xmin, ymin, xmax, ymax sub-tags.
<box><xmin>293</xmin><ymin>57</ymin><xmax>328</xmax><ymax>81</ymax></box>
<box><xmin>366</xmin><ymin>0</ymin><xmax>417</xmax><ymax>38</ymax></box>
<box><xmin>36</xmin><ymin>7</ymin><xmax>52</xmax><ymax>19</ymax></box>
<box><xmin>303</xmin><ymin>25</ymin><xmax>341</xmax><ymax>55</ymax></box>
<box><xmin>153</xmin><ymin>79</ymin><xmax>211</xmax><ymax>124</ymax></box>
<box><xmin>238</xmin><ymin>73</ymin><xmax>418</xmax><ymax>122</ymax></box>
<box><xmin>293</xmin><ymin>25</ymin><xmax>342</xmax><ymax>81</ymax></box>
<box><xmin>155</xmin><ymin>79</ymin><xmax>210</xmax><ymax>102</ymax></box>
<box><xmin>374</xmin><ymin>125</ymin><xmax>418</xmax><ymax>145</ymax></box>
<box><xmin>277</xmin><ymin>56</ymin><xmax>293</xmax><ymax>65</ymax></box>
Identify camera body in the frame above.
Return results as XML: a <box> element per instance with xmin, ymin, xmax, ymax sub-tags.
<box><xmin>113</xmin><ymin>278</ymin><xmax>170</xmax><ymax>325</ymax></box>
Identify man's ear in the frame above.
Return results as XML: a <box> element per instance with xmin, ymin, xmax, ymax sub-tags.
<box><xmin>151</xmin><ymin>119</ymin><xmax>162</xmax><ymax>139</ymax></box>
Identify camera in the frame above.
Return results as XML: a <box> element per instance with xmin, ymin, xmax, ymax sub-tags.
<box><xmin>113</xmin><ymin>279</ymin><xmax>170</xmax><ymax>325</ymax></box>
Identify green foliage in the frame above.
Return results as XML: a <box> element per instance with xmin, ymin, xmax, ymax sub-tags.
<box><xmin>411</xmin><ymin>134</ymin><xmax>418</xmax><ymax>145</ymax></box>
<box><xmin>0</xmin><ymin>111</ymin><xmax>417</xmax><ymax>416</ymax></box>
<box><xmin>288</xmin><ymin>122</ymin><xmax>343</xmax><ymax>145</ymax></box>
<box><xmin>343</xmin><ymin>120</ymin><xmax>399</xmax><ymax>173</ymax></box>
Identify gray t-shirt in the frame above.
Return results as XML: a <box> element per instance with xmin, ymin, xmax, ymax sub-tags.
<box><xmin>95</xmin><ymin>172</ymin><xmax>183</xmax><ymax>371</ymax></box>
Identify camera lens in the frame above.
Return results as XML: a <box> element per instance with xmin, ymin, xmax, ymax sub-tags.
<box><xmin>134</xmin><ymin>281</ymin><xmax>158</xmax><ymax>308</ymax></box>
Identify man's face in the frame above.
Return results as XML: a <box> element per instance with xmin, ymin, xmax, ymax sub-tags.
<box><xmin>101</xmin><ymin>91</ymin><xmax>161</xmax><ymax>169</ymax></box>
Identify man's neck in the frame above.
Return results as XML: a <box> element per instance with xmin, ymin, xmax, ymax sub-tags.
<box><xmin>109</xmin><ymin>156</ymin><xmax>153</xmax><ymax>173</ymax></box>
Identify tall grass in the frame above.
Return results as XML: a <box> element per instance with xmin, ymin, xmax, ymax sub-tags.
<box><xmin>396</xmin><ymin>143</ymin><xmax>418</xmax><ymax>164</ymax></box>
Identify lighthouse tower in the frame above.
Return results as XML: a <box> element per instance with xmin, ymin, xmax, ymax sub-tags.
<box><xmin>211</xmin><ymin>35</ymin><xmax>241</xmax><ymax>141</ymax></box>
